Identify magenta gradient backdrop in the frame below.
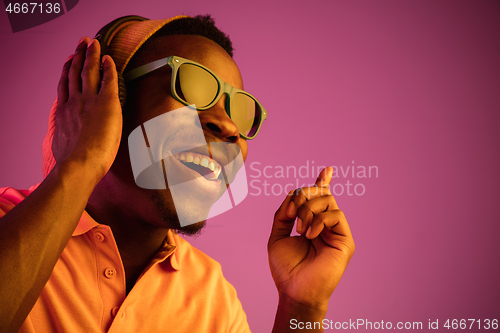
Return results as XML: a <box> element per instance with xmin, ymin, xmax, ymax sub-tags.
<box><xmin>1</xmin><ymin>0</ymin><xmax>499</xmax><ymax>331</ymax></box>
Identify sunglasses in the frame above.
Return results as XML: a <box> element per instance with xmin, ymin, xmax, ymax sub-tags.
<box><xmin>124</xmin><ymin>56</ymin><xmax>267</xmax><ymax>140</ymax></box>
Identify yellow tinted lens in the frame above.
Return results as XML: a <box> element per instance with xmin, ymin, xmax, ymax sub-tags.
<box><xmin>231</xmin><ymin>93</ymin><xmax>259</xmax><ymax>137</ymax></box>
<box><xmin>177</xmin><ymin>63</ymin><xmax>218</xmax><ymax>107</ymax></box>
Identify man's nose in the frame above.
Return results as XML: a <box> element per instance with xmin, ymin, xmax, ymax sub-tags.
<box><xmin>199</xmin><ymin>96</ymin><xmax>239</xmax><ymax>143</ymax></box>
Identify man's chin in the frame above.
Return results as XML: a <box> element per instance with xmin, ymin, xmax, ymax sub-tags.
<box><xmin>174</xmin><ymin>220</ymin><xmax>206</xmax><ymax>237</ymax></box>
<box><xmin>151</xmin><ymin>190</ymin><xmax>208</xmax><ymax>237</ymax></box>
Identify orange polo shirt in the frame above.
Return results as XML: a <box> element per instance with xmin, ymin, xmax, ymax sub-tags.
<box><xmin>0</xmin><ymin>186</ymin><xmax>251</xmax><ymax>333</ymax></box>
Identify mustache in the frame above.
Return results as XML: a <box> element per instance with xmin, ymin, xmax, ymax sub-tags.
<box><xmin>128</xmin><ymin>105</ymin><xmax>244</xmax><ymax>189</ymax></box>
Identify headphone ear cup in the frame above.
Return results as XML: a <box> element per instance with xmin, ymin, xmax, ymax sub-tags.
<box><xmin>94</xmin><ymin>15</ymin><xmax>149</xmax><ymax>113</ymax></box>
<box><xmin>117</xmin><ymin>72</ymin><xmax>127</xmax><ymax>112</ymax></box>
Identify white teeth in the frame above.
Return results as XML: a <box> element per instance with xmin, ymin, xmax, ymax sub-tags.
<box><xmin>173</xmin><ymin>151</ymin><xmax>223</xmax><ymax>180</ymax></box>
<box><xmin>209</xmin><ymin>166</ymin><xmax>222</xmax><ymax>180</ymax></box>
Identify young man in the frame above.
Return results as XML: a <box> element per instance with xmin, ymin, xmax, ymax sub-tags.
<box><xmin>0</xmin><ymin>15</ymin><xmax>354</xmax><ymax>332</ymax></box>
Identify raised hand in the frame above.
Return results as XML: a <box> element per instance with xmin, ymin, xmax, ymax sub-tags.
<box><xmin>268</xmin><ymin>167</ymin><xmax>355</xmax><ymax>317</ymax></box>
<box><xmin>52</xmin><ymin>37</ymin><xmax>122</xmax><ymax>183</ymax></box>
<box><xmin>0</xmin><ymin>37</ymin><xmax>124</xmax><ymax>333</ymax></box>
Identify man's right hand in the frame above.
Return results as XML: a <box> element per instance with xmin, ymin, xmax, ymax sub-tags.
<box><xmin>0</xmin><ymin>36</ymin><xmax>124</xmax><ymax>333</ymax></box>
<box><xmin>52</xmin><ymin>36</ymin><xmax>123</xmax><ymax>183</ymax></box>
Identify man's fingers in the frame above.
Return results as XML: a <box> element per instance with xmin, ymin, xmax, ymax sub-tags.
<box><xmin>68</xmin><ymin>37</ymin><xmax>89</xmax><ymax>94</ymax></box>
<box><xmin>286</xmin><ymin>188</ymin><xmax>307</xmax><ymax>218</ymax></box>
<box><xmin>286</xmin><ymin>167</ymin><xmax>334</xmax><ymax>218</ymax></box>
<box><xmin>305</xmin><ymin>209</ymin><xmax>351</xmax><ymax>240</ymax></box>
<box><xmin>81</xmin><ymin>39</ymin><xmax>101</xmax><ymax>95</ymax></box>
<box><xmin>315</xmin><ymin>166</ymin><xmax>333</xmax><ymax>188</ymax></box>
<box><xmin>295</xmin><ymin>195</ymin><xmax>338</xmax><ymax>234</ymax></box>
<box><xmin>57</xmin><ymin>55</ymin><xmax>74</xmax><ymax>104</ymax></box>
<box><xmin>273</xmin><ymin>167</ymin><xmax>340</xmax><ymax>244</ymax></box>
<box><xmin>99</xmin><ymin>55</ymin><xmax>119</xmax><ymax>98</ymax></box>
<box><xmin>286</xmin><ymin>187</ymin><xmax>331</xmax><ymax>218</ymax></box>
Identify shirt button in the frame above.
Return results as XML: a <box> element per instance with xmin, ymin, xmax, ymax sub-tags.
<box><xmin>104</xmin><ymin>268</ymin><xmax>116</xmax><ymax>279</ymax></box>
<box><xmin>94</xmin><ymin>232</ymin><xmax>105</xmax><ymax>242</ymax></box>
<box><xmin>111</xmin><ymin>306</ymin><xmax>120</xmax><ymax>317</ymax></box>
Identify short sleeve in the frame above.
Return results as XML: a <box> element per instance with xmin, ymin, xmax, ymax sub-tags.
<box><xmin>0</xmin><ymin>185</ymin><xmax>39</xmax><ymax>218</ymax></box>
<box><xmin>228</xmin><ymin>284</ymin><xmax>252</xmax><ymax>333</ymax></box>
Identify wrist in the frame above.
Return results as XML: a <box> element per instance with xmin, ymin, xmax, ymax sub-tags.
<box><xmin>272</xmin><ymin>293</ymin><xmax>328</xmax><ymax>333</ymax></box>
<box><xmin>278</xmin><ymin>293</ymin><xmax>328</xmax><ymax>320</ymax></box>
<box><xmin>54</xmin><ymin>157</ymin><xmax>104</xmax><ymax>191</ymax></box>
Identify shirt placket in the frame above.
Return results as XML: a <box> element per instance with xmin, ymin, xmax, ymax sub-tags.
<box><xmin>91</xmin><ymin>226</ymin><xmax>127</xmax><ymax>332</ymax></box>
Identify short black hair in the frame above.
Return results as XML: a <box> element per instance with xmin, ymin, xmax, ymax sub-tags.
<box><xmin>155</xmin><ymin>15</ymin><xmax>233</xmax><ymax>57</ymax></box>
<box><xmin>126</xmin><ymin>14</ymin><xmax>233</xmax><ymax>72</ymax></box>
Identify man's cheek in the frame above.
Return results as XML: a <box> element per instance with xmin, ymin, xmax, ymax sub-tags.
<box><xmin>127</xmin><ymin>105</ymin><xmax>249</xmax><ymax>227</ymax></box>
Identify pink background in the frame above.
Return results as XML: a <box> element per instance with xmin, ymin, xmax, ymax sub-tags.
<box><xmin>1</xmin><ymin>0</ymin><xmax>499</xmax><ymax>331</ymax></box>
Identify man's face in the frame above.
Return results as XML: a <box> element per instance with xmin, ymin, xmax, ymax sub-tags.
<box><xmin>105</xmin><ymin>34</ymin><xmax>248</xmax><ymax>235</ymax></box>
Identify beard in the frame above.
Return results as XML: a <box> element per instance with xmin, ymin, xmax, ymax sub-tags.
<box><xmin>151</xmin><ymin>189</ymin><xmax>207</xmax><ymax>237</ymax></box>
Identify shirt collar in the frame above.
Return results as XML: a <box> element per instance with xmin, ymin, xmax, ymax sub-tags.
<box><xmin>72</xmin><ymin>210</ymin><xmax>180</xmax><ymax>271</ymax></box>
<box><xmin>72</xmin><ymin>210</ymin><xmax>100</xmax><ymax>236</ymax></box>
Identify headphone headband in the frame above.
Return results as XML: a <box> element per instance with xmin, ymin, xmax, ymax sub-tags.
<box><xmin>94</xmin><ymin>15</ymin><xmax>149</xmax><ymax>57</ymax></box>
<box><xmin>91</xmin><ymin>15</ymin><xmax>189</xmax><ymax>110</ymax></box>
<box><xmin>93</xmin><ymin>15</ymin><xmax>149</xmax><ymax>111</ymax></box>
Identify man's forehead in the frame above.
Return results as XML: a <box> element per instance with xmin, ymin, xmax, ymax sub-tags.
<box><xmin>137</xmin><ymin>34</ymin><xmax>243</xmax><ymax>89</ymax></box>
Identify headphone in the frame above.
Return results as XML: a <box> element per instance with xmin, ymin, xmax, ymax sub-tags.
<box><xmin>94</xmin><ymin>15</ymin><xmax>149</xmax><ymax>111</ymax></box>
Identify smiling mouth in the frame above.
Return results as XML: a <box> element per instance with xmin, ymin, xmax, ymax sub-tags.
<box><xmin>173</xmin><ymin>151</ymin><xmax>222</xmax><ymax>181</ymax></box>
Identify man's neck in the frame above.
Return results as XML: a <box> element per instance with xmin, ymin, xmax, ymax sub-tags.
<box><xmin>86</xmin><ymin>190</ymin><xmax>170</xmax><ymax>295</ymax></box>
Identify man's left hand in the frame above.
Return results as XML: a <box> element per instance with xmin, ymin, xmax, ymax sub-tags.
<box><xmin>268</xmin><ymin>167</ymin><xmax>355</xmax><ymax>315</ymax></box>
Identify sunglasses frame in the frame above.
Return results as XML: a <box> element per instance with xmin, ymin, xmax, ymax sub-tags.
<box><xmin>124</xmin><ymin>55</ymin><xmax>267</xmax><ymax>140</ymax></box>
